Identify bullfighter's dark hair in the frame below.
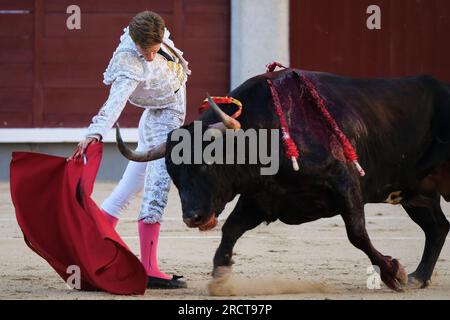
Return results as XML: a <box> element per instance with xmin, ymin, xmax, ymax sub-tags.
<box><xmin>129</xmin><ymin>11</ymin><xmax>165</xmax><ymax>49</ymax></box>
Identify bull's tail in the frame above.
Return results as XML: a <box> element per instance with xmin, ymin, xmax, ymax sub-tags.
<box><xmin>436</xmin><ymin>80</ymin><xmax>450</xmax><ymax>140</ymax></box>
<box><xmin>429</xmin><ymin>81</ymin><xmax>450</xmax><ymax>201</ymax></box>
<box><xmin>417</xmin><ymin>79</ymin><xmax>450</xmax><ymax>184</ymax></box>
<box><xmin>443</xmin><ymin>79</ymin><xmax>450</xmax><ymax>96</ymax></box>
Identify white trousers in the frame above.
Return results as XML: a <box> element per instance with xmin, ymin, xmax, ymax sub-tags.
<box><xmin>101</xmin><ymin>90</ymin><xmax>185</xmax><ymax>223</ymax></box>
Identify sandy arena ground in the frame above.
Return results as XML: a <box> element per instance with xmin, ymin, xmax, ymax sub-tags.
<box><xmin>1</xmin><ymin>181</ymin><xmax>449</xmax><ymax>300</ymax></box>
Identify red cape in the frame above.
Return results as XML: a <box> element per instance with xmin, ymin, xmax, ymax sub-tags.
<box><xmin>10</xmin><ymin>142</ymin><xmax>147</xmax><ymax>295</ymax></box>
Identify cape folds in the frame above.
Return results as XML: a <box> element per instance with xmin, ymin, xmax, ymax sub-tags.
<box><xmin>10</xmin><ymin>142</ymin><xmax>147</xmax><ymax>295</ymax></box>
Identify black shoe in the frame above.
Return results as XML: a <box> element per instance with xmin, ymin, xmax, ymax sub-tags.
<box><xmin>147</xmin><ymin>275</ymin><xmax>187</xmax><ymax>289</ymax></box>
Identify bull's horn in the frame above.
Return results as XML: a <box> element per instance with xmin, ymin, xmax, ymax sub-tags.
<box><xmin>206</xmin><ymin>93</ymin><xmax>241</xmax><ymax>130</ymax></box>
<box><xmin>115</xmin><ymin>123</ymin><xmax>166</xmax><ymax>162</ymax></box>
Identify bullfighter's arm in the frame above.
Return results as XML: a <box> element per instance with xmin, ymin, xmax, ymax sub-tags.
<box><xmin>85</xmin><ymin>76</ymin><xmax>139</xmax><ymax>140</ymax></box>
<box><xmin>85</xmin><ymin>50</ymin><xmax>149</xmax><ymax>140</ymax></box>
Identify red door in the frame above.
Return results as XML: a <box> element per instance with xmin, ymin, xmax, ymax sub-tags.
<box><xmin>290</xmin><ymin>0</ymin><xmax>450</xmax><ymax>82</ymax></box>
<box><xmin>0</xmin><ymin>0</ymin><xmax>230</xmax><ymax>128</ymax></box>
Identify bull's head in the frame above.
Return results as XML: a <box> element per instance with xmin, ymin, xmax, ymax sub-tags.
<box><xmin>115</xmin><ymin>95</ymin><xmax>243</xmax><ymax>230</ymax></box>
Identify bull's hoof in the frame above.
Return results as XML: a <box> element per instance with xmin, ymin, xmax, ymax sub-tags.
<box><xmin>395</xmin><ymin>260</ymin><xmax>408</xmax><ymax>286</ymax></box>
<box><xmin>212</xmin><ymin>266</ymin><xmax>232</xmax><ymax>279</ymax></box>
<box><xmin>382</xmin><ymin>259</ymin><xmax>408</xmax><ymax>292</ymax></box>
<box><xmin>407</xmin><ymin>272</ymin><xmax>431</xmax><ymax>289</ymax></box>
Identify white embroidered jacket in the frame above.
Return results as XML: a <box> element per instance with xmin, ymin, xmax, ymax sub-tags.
<box><xmin>86</xmin><ymin>27</ymin><xmax>191</xmax><ymax>139</ymax></box>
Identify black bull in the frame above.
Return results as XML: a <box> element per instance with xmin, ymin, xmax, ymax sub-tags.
<box><xmin>117</xmin><ymin>68</ymin><xmax>450</xmax><ymax>291</ymax></box>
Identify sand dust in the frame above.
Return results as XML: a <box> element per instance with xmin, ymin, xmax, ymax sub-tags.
<box><xmin>1</xmin><ymin>182</ymin><xmax>450</xmax><ymax>300</ymax></box>
<box><xmin>208</xmin><ymin>274</ymin><xmax>330</xmax><ymax>296</ymax></box>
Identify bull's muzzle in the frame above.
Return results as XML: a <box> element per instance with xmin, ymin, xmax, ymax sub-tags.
<box><xmin>183</xmin><ymin>209</ymin><xmax>204</xmax><ymax>228</ymax></box>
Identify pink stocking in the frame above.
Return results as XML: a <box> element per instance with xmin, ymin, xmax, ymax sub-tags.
<box><xmin>138</xmin><ymin>220</ymin><xmax>171</xmax><ymax>279</ymax></box>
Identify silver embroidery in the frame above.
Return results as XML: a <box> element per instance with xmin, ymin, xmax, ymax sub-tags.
<box><xmin>86</xmin><ymin>76</ymin><xmax>140</xmax><ymax>138</ymax></box>
<box><xmin>139</xmin><ymin>104</ymin><xmax>186</xmax><ymax>223</ymax></box>
<box><xmin>84</xmin><ymin>27</ymin><xmax>190</xmax><ymax>223</ymax></box>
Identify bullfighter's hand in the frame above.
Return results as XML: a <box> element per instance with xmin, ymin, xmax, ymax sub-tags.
<box><xmin>67</xmin><ymin>137</ymin><xmax>99</xmax><ymax>161</ymax></box>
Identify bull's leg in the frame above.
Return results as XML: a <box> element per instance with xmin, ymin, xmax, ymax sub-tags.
<box><xmin>338</xmin><ymin>188</ymin><xmax>408</xmax><ymax>291</ymax></box>
<box><xmin>212</xmin><ymin>197</ymin><xmax>265</xmax><ymax>278</ymax></box>
<box><xmin>402</xmin><ymin>193</ymin><xmax>450</xmax><ymax>288</ymax></box>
